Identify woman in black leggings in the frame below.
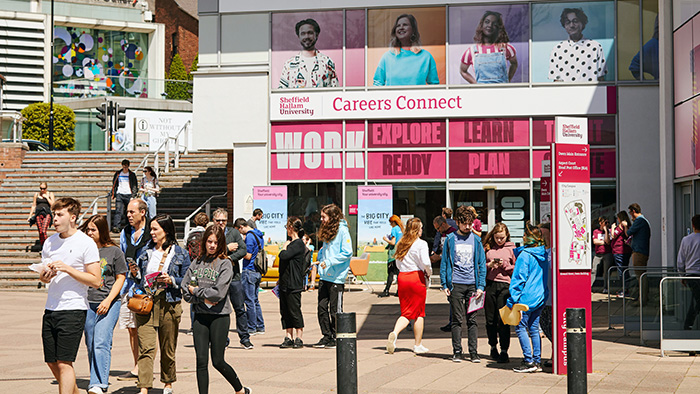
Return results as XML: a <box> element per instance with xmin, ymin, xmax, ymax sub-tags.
<box><xmin>183</xmin><ymin>225</ymin><xmax>251</xmax><ymax>394</ymax></box>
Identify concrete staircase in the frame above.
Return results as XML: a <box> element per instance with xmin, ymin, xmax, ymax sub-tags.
<box><xmin>0</xmin><ymin>151</ymin><xmax>228</xmax><ymax>289</ymax></box>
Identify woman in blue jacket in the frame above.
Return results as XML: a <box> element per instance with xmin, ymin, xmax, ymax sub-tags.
<box><xmin>313</xmin><ymin>204</ymin><xmax>353</xmax><ymax>349</ymax></box>
<box><xmin>439</xmin><ymin>206</ymin><xmax>487</xmax><ymax>363</ymax></box>
<box><xmin>128</xmin><ymin>214</ymin><xmax>191</xmax><ymax>394</ymax></box>
<box><xmin>507</xmin><ymin>221</ymin><xmax>549</xmax><ymax>374</ymax></box>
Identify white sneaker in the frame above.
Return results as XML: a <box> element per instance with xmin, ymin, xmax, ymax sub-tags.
<box><xmin>387</xmin><ymin>332</ymin><xmax>397</xmax><ymax>354</ymax></box>
<box><xmin>163</xmin><ymin>388</ymin><xmax>173</xmax><ymax>394</ymax></box>
<box><xmin>413</xmin><ymin>344</ymin><xmax>429</xmax><ymax>354</ymax></box>
<box><xmin>87</xmin><ymin>387</ymin><xmax>103</xmax><ymax>394</ymax></box>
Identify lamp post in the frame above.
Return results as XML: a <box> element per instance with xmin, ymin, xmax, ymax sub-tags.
<box><xmin>48</xmin><ymin>0</ymin><xmax>54</xmax><ymax>151</ymax></box>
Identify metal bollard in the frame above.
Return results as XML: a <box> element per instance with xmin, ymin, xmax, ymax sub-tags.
<box><xmin>336</xmin><ymin>311</ymin><xmax>358</xmax><ymax>394</ymax></box>
<box><xmin>566</xmin><ymin>308</ymin><xmax>587</xmax><ymax>394</ymax></box>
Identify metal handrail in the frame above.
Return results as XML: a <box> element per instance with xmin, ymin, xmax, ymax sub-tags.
<box><xmin>638</xmin><ymin>270</ymin><xmax>680</xmax><ymax>345</ymax></box>
<box><xmin>78</xmin><ymin>193</ymin><xmax>111</xmax><ymax>228</ymax></box>
<box><xmin>1</xmin><ymin>110</ymin><xmax>25</xmax><ymax>141</ymax></box>
<box><xmin>175</xmin><ymin>192</ymin><xmax>228</xmax><ymax>242</ymax></box>
<box><xmin>135</xmin><ymin>120</ymin><xmax>191</xmax><ymax>176</ymax></box>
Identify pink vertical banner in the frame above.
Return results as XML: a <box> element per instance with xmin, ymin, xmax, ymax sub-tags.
<box><xmin>345</xmin><ymin>121</ymin><xmax>366</xmax><ymax>180</ymax></box>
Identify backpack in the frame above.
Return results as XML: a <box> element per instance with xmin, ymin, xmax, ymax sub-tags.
<box><xmin>186</xmin><ymin>229</ymin><xmax>204</xmax><ymax>262</ymax></box>
<box><xmin>251</xmin><ymin>232</ymin><xmax>268</xmax><ymax>275</ymax></box>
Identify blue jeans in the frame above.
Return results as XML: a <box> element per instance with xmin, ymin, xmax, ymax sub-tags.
<box><xmin>228</xmin><ymin>278</ymin><xmax>250</xmax><ymax>342</ymax></box>
<box><xmin>515</xmin><ymin>304</ymin><xmax>543</xmax><ymax>364</ymax></box>
<box><xmin>614</xmin><ymin>253</ymin><xmax>632</xmax><ymax>290</ymax></box>
<box><xmin>241</xmin><ymin>270</ymin><xmax>265</xmax><ymax>332</ymax></box>
<box><xmin>142</xmin><ymin>195</ymin><xmax>157</xmax><ymax>219</ymax></box>
<box><xmin>114</xmin><ymin>193</ymin><xmax>131</xmax><ymax>229</ymax></box>
<box><xmin>84</xmin><ymin>299</ymin><xmax>121</xmax><ymax>390</ymax></box>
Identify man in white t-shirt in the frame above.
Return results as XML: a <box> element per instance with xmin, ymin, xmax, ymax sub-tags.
<box><xmin>39</xmin><ymin>197</ymin><xmax>101</xmax><ymax>394</ymax></box>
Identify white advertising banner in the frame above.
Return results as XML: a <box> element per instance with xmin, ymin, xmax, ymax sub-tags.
<box><xmin>126</xmin><ymin>110</ymin><xmax>193</xmax><ymax>151</ymax></box>
<box><xmin>556</xmin><ymin>182</ymin><xmax>592</xmax><ymax>270</ymax></box>
<box><xmin>270</xmin><ymin>86</ymin><xmax>609</xmax><ymax>121</ymax></box>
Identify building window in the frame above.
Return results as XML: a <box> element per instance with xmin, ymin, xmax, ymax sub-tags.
<box><xmin>172</xmin><ymin>32</ymin><xmax>178</xmax><ymax>56</ymax></box>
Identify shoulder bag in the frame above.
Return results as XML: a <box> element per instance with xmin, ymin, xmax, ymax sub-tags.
<box><xmin>127</xmin><ymin>246</ymin><xmax>170</xmax><ymax>315</ymax></box>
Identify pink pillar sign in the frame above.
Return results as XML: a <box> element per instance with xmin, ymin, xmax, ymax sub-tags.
<box><xmin>551</xmin><ymin>117</ymin><xmax>593</xmax><ymax>375</ymax></box>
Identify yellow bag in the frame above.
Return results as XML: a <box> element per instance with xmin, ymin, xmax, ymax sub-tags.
<box><xmin>499</xmin><ymin>304</ymin><xmax>530</xmax><ymax>325</ymax></box>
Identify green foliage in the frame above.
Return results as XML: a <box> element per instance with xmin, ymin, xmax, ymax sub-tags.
<box><xmin>20</xmin><ymin>103</ymin><xmax>76</xmax><ymax>151</ymax></box>
<box><xmin>165</xmin><ymin>54</ymin><xmax>192</xmax><ymax>101</ymax></box>
<box><xmin>189</xmin><ymin>53</ymin><xmax>198</xmax><ymax>80</ymax></box>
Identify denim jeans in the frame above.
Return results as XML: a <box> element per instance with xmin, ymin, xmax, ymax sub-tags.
<box><xmin>241</xmin><ymin>269</ymin><xmax>265</xmax><ymax>332</ymax></box>
<box><xmin>142</xmin><ymin>195</ymin><xmax>157</xmax><ymax>219</ymax></box>
<box><xmin>515</xmin><ymin>304</ymin><xmax>544</xmax><ymax>364</ymax></box>
<box><xmin>449</xmin><ymin>283</ymin><xmax>478</xmax><ymax>355</ymax></box>
<box><xmin>114</xmin><ymin>193</ymin><xmax>131</xmax><ymax>229</ymax></box>
<box><xmin>84</xmin><ymin>299</ymin><xmax>121</xmax><ymax>390</ymax></box>
<box><xmin>228</xmin><ymin>278</ymin><xmax>250</xmax><ymax>342</ymax></box>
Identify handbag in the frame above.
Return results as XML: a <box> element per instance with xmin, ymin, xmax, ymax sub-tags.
<box><xmin>127</xmin><ymin>246</ymin><xmax>170</xmax><ymax>315</ymax></box>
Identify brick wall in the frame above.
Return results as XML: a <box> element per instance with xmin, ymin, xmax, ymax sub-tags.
<box><xmin>0</xmin><ymin>143</ymin><xmax>27</xmax><ymax>183</ymax></box>
<box><xmin>156</xmin><ymin>0</ymin><xmax>199</xmax><ymax>74</ymax></box>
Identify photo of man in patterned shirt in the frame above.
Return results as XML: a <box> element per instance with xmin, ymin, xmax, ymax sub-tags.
<box><xmin>278</xmin><ymin>18</ymin><xmax>339</xmax><ymax>89</ymax></box>
<box><xmin>548</xmin><ymin>8</ymin><xmax>606</xmax><ymax>83</ymax></box>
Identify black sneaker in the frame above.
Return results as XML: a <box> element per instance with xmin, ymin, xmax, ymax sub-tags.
<box><xmin>326</xmin><ymin>339</ymin><xmax>336</xmax><ymax>349</ymax></box>
<box><xmin>470</xmin><ymin>353</ymin><xmax>481</xmax><ymax>363</ymax></box>
<box><xmin>513</xmin><ymin>361</ymin><xmax>537</xmax><ymax>373</ymax></box>
<box><xmin>313</xmin><ymin>338</ymin><xmax>328</xmax><ymax>348</ymax></box>
<box><xmin>543</xmin><ymin>359</ymin><xmax>552</xmax><ymax>368</ymax></box>
<box><xmin>280</xmin><ymin>337</ymin><xmax>294</xmax><ymax>349</ymax></box>
<box><xmin>534</xmin><ymin>362</ymin><xmax>543</xmax><ymax>372</ymax></box>
<box><xmin>293</xmin><ymin>338</ymin><xmax>303</xmax><ymax>349</ymax></box>
<box><xmin>490</xmin><ymin>346</ymin><xmax>499</xmax><ymax>360</ymax></box>
<box><xmin>440</xmin><ymin>323</ymin><xmax>451</xmax><ymax>332</ymax></box>
<box><xmin>242</xmin><ymin>340</ymin><xmax>254</xmax><ymax>350</ymax></box>
<box><xmin>498</xmin><ymin>351</ymin><xmax>510</xmax><ymax>364</ymax></box>
<box><xmin>451</xmin><ymin>352</ymin><xmax>463</xmax><ymax>363</ymax></box>
<box><xmin>377</xmin><ymin>291</ymin><xmax>390</xmax><ymax>298</ymax></box>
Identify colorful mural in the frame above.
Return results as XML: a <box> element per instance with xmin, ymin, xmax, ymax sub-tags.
<box><xmin>53</xmin><ymin>26</ymin><xmax>149</xmax><ymax>98</ymax></box>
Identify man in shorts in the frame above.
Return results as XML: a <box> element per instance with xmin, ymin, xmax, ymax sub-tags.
<box><xmin>39</xmin><ymin>197</ymin><xmax>101</xmax><ymax>394</ymax></box>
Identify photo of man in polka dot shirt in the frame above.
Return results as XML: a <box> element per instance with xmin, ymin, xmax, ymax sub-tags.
<box><xmin>548</xmin><ymin>8</ymin><xmax>606</xmax><ymax>83</ymax></box>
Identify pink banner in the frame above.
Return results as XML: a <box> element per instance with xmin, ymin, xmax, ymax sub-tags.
<box><xmin>449</xmin><ymin>118</ymin><xmax>529</xmax><ymax>147</ymax></box>
<box><xmin>271</xmin><ymin>152</ymin><xmax>343</xmax><ymax>180</ymax></box>
<box><xmin>271</xmin><ymin>122</ymin><xmax>343</xmax><ymax>150</ymax></box>
<box><xmin>368</xmin><ymin>151</ymin><xmax>446</xmax><ymax>179</ymax></box>
<box><xmin>554</xmin><ymin>144</ymin><xmax>590</xmax><ymax>183</ymax></box>
<box><xmin>450</xmin><ymin>150</ymin><xmax>529</xmax><ymax>179</ymax></box>
<box><xmin>253</xmin><ymin>186</ymin><xmax>287</xmax><ymax>200</ymax></box>
<box><xmin>533</xmin><ymin>117</ymin><xmax>615</xmax><ymax>146</ymax></box>
<box><xmin>368</xmin><ymin>120</ymin><xmax>446</xmax><ymax>148</ymax></box>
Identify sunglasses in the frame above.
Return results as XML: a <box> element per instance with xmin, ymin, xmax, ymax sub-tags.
<box><xmin>214</xmin><ymin>219</ymin><xmax>226</xmax><ymax>223</ymax></box>
<box><xmin>40</xmin><ymin>187</ymin><xmax>47</xmax><ymax>190</ymax></box>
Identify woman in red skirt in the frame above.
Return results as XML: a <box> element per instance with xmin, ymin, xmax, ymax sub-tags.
<box><xmin>386</xmin><ymin>218</ymin><xmax>433</xmax><ymax>355</ymax></box>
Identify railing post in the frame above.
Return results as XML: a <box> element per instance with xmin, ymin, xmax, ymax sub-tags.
<box><xmin>174</xmin><ymin>136</ymin><xmax>180</xmax><ymax>169</ymax></box>
<box><xmin>165</xmin><ymin>139</ymin><xmax>170</xmax><ymax>173</ymax></box>
<box><xmin>184</xmin><ymin>121</ymin><xmax>190</xmax><ymax>154</ymax></box>
<box><xmin>154</xmin><ymin>152</ymin><xmax>159</xmax><ymax>175</ymax></box>
<box><xmin>107</xmin><ymin>193</ymin><xmax>112</xmax><ymax>230</ymax></box>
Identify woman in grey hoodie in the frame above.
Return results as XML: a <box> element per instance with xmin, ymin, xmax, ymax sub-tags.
<box><xmin>183</xmin><ymin>226</ymin><xmax>251</xmax><ymax>394</ymax></box>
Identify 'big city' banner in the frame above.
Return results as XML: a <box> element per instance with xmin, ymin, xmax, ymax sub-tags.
<box><xmin>253</xmin><ymin>186</ymin><xmax>287</xmax><ymax>247</ymax></box>
<box><xmin>357</xmin><ymin>186</ymin><xmax>393</xmax><ymax>254</ymax></box>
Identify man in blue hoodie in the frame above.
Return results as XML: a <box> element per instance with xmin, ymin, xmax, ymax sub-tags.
<box><xmin>313</xmin><ymin>204</ymin><xmax>353</xmax><ymax>349</ymax></box>
<box><xmin>234</xmin><ymin>218</ymin><xmax>266</xmax><ymax>336</ymax></box>
<box><xmin>440</xmin><ymin>205</ymin><xmax>487</xmax><ymax>363</ymax></box>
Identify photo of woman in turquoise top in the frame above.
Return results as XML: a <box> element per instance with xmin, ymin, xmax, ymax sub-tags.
<box><xmin>373</xmin><ymin>14</ymin><xmax>440</xmax><ymax>86</ymax></box>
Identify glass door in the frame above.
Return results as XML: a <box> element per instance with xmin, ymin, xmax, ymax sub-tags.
<box><xmin>451</xmin><ymin>189</ymin><xmax>530</xmax><ymax>245</ymax></box>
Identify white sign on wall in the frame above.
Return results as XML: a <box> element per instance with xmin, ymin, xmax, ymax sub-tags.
<box><xmin>126</xmin><ymin>110</ymin><xmax>193</xmax><ymax>151</ymax></box>
<box><xmin>555</xmin><ymin>116</ymin><xmax>588</xmax><ymax>144</ymax></box>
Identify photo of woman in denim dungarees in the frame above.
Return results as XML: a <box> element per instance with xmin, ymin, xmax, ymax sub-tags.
<box><xmin>459</xmin><ymin>11</ymin><xmax>518</xmax><ymax>84</ymax></box>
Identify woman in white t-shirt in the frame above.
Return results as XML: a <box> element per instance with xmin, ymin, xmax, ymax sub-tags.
<box><xmin>386</xmin><ymin>218</ymin><xmax>432</xmax><ymax>355</ymax></box>
<box><xmin>140</xmin><ymin>166</ymin><xmax>159</xmax><ymax>219</ymax></box>
<box><xmin>129</xmin><ymin>214</ymin><xmax>191</xmax><ymax>394</ymax></box>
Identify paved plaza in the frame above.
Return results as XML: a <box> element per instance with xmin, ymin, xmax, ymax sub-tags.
<box><xmin>1</xmin><ymin>287</ymin><xmax>699</xmax><ymax>393</ymax></box>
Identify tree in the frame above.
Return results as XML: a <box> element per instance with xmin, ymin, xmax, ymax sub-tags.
<box><xmin>189</xmin><ymin>53</ymin><xmax>198</xmax><ymax>80</ymax></box>
<box><xmin>21</xmin><ymin>103</ymin><xmax>76</xmax><ymax>151</ymax></box>
<box><xmin>164</xmin><ymin>54</ymin><xmax>191</xmax><ymax>101</ymax></box>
